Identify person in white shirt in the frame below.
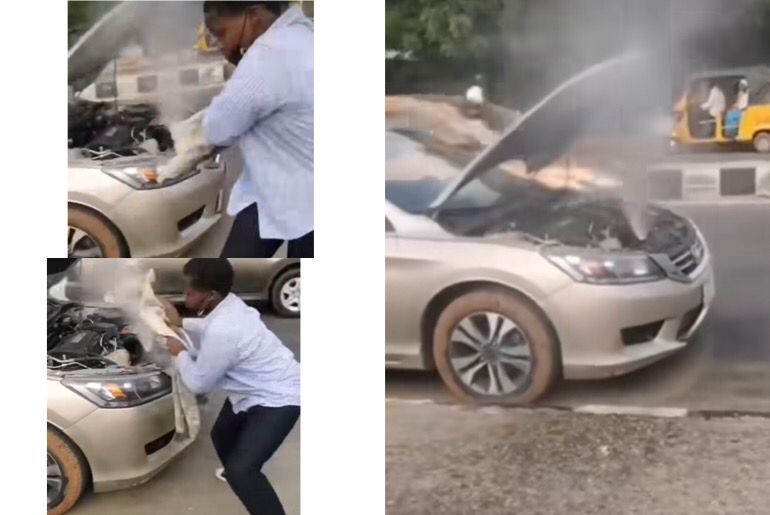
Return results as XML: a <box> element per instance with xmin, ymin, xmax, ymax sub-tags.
<box><xmin>164</xmin><ymin>259</ymin><xmax>299</xmax><ymax>515</ymax></box>
<box><xmin>699</xmin><ymin>83</ymin><xmax>726</xmax><ymax>137</ymax></box>
<box><xmin>734</xmin><ymin>79</ymin><xmax>750</xmax><ymax>110</ymax></box>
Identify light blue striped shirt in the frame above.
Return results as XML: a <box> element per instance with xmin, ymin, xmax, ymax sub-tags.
<box><xmin>176</xmin><ymin>293</ymin><xmax>300</xmax><ymax>412</ymax></box>
<box><xmin>203</xmin><ymin>7</ymin><xmax>313</xmax><ymax>240</ymax></box>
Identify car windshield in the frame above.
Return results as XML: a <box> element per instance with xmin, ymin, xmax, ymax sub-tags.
<box><xmin>385</xmin><ymin>130</ymin><xmax>526</xmax><ymax>215</ymax></box>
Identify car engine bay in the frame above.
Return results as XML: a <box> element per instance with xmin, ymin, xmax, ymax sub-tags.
<box><xmin>68</xmin><ymin>100</ymin><xmax>174</xmax><ymax>161</ymax></box>
<box><xmin>436</xmin><ymin>191</ymin><xmax>695</xmax><ymax>255</ymax></box>
<box><xmin>47</xmin><ymin>299</ymin><xmax>150</xmax><ymax>371</ymax></box>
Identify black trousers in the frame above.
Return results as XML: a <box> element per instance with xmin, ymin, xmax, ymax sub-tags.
<box><xmin>211</xmin><ymin>399</ymin><xmax>300</xmax><ymax>515</ymax></box>
<box><xmin>220</xmin><ymin>203</ymin><xmax>314</xmax><ymax>257</ymax></box>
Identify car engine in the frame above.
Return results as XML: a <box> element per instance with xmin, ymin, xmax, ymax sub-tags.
<box><xmin>68</xmin><ymin>100</ymin><xmax>174</xmax><ymax>160</ymax></box>
<box><xmin>47</xmin><ymin>300</ymin><xmax>147</xmax><ymax>371</ymax></box>
<box><xmin>437</xmin><ymin>190</ymin><xmax>695</xmax><ymax>254</ymax></box>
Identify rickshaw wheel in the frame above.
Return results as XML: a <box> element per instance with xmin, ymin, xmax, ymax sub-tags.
<box><xmin>753</xmin><ymin>132</ymin><xmax>770</xmax><ymax>153</ymax></box>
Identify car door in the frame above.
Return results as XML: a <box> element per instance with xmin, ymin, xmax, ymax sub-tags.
<box><xmin>229</xmin><ymin>258</ymin><xmax>278</xmax><ymax>298</ymax></box>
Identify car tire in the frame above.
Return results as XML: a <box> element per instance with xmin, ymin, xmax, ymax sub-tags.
<box><xmin>753</xmin><ymin>131</ymin><xmax>770</xmax><ymax>153</ymax></box>
<box><xmin>48</xmin><ymin>427</ymin><xmax>89</xmax><ymax>515</ymax></box>
<box><xmin>68</xmin><ymin>206</ymin><xmax>126</xmax><ymax>257</ymax></box>
<box><xmin>433</xmin><ymin>289</ymin><xmax>559</xmax><ymax>405</ymax></box>
<box><xmin>270</xmin><ymin>268</ymin><xmax>300</xmax><ymax>318</ymax></box>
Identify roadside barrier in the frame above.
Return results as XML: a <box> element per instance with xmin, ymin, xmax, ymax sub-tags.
<box><xmin>648</xmin><ymin>160</ymin><xmax>770</xmax><ymax>202</ymax></box>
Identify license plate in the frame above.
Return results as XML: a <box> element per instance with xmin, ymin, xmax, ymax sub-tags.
<box><xmin>703</xmin><ymin>276</ymin><xmax>715</xmax><ymax>304</ymax></box>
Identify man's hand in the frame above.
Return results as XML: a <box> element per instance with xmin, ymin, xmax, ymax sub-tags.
<box><xmin>165</xmin><ymin>337</ymin><xmax>186</xmax><ymax>357</ymax></box>
<box><xmin>156</xmin><ymin>110</ymin><xmax>214</xmax><ymax>184</ymax></box>
<box><xmin>163</xmin><ymin>300</ymin><xmax>183</xmax><ymax>328</ymax></box>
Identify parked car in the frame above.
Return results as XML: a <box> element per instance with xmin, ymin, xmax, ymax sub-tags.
<box><xmin>68</xmin><ymin>2</ymin><xmax>227</xmax><ymax>257</ymax></box>
<box><xmin>385</xmin><ymin>64</ymin><xmax>716</xmax><ymax>404</ymax></box>
<box><xmin>74</xmin><ymin>258</ymin><xmax>301</xmax><ymax>317</ymax></box>
<box><xmin>47</xmin><ymin>263</ymin><xmax>193</xmax><ymax>515</ymax></box>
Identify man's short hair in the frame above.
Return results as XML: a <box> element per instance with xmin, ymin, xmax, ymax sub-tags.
<box><xmin>182</xmin><ymin>259</ymin><xmax>234</xmax><ymax>297</ymax></box>
<box><xmin>203</xmin><ymin>1</ymin><xmax>289</xmax><ymax>18</ymax></box>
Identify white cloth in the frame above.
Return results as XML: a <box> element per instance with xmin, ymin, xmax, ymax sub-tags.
<box><xmin>107</xmin><ymin>263</ymin><xmax>201</xmax><ymax>439</ymax></box>
<box><xmin>168</xmin><ymin>331</ymin><xmax>200</xmax><ymax>440</ymax></box>
<box><xmin>157</xmin><ymin>110</ymin><xmax>215</xmax><ymax>183</ymax></box>
<box><xmin>701</xmin><ymin>86</ymin><xmax>726</xmax><ymax>118</ymax></box>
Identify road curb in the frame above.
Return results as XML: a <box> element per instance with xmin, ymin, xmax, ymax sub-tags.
<box><xmin>648</xmin><ymin>160</ymin><xmax>770</xmax><ymax>202</ymax></box>
<box><xmin>385</xmin><ymin>397</ymin><xmax>770</xmax><ymax>420</ymax></box>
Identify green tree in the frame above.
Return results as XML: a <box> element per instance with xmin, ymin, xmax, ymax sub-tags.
<box><xmin>386</xmin><ymin>0</ymin><xmax>505</xmax><ymax>58</ymax></box>
<box><xmin>68</xmin><ymin>1</ymin><xmax>118</xmax><ymax>48</ymax></box>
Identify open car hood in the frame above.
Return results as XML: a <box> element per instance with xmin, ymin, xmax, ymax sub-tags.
<box><xmin>429</xmin><ymin>54</ymin><xmax>640</xmax><ymax>212</ymax></box>
<box><xmin>68</xmin><ymin>2</ymin><xmax>205</xmax><ymax>93</ymax></box>
<box><xmin>68</xmin><ymin>2</ymin><xmax>151</xmax><ymax>92</ymax></box>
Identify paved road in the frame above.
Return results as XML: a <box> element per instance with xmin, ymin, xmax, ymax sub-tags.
<box><xmin>386</xmin><ymin>201</ymin><xmax>770</xmax><ymax>412</ymax></box>
<box><xmin>387</xmin><ymin>402</ymin><xmax>770</xmax><ymax>515</ymax></box>
<box><xmin>70</xmin><ymin>303</ymin><xmax>300</xmax><ymax>515</ymax></box>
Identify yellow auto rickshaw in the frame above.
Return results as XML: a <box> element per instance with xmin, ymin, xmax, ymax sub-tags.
<box><xmin>195</xmin><ymin>23</ymin><xmax>220</xmax><ymax>53</ymax></box>
<box><xmin>671</xmin><ymin>66</ymin><xmax>770</xmax><ymax>153</ymax></box>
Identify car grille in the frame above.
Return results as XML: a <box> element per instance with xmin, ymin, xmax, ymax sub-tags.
<box><xmin>668</xmin><ymin>236</ymin><xmax>704</xmax><ymax>277</ymax></box>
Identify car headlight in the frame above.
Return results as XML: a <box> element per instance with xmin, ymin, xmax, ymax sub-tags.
<box><xmin>542</xmin><ymin>247</ymin><xmax>665</xmax><ymax>284</ymax></box>
<box><xmin>102</xmin><ymin>166</ymin><xmax>199</xmax><ymax>190</ymax></box>
<box><xmin>63</xmin><ymin>372</ymin><xmax>172</xmax><ymax>408</ymax></box>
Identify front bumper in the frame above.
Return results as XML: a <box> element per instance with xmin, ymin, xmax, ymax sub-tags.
<box><xmin>69</xmin><ymin>164</ymin><xmax>226</xmax><ymax>257</ymax></box>
<box><xmin>542</xmin><ymin>257</ymin><xmax>715</xmax><ymax>380</ymax></box>
<box><xmin>108</xmin><ymin>168</ymin><xmax>226</xmax><ymax>257</ymax></box>
<box><xmin>62</xmin><ymin>393</ymin><xmax>193</xmax><ymax>492</ymax></box>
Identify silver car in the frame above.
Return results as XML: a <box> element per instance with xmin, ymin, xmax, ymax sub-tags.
<box><xmin>68</xmin><ymin>2</ymin><xmax>227</xmax><ymax>257</ymax></box>
<box><xmin>385</xmin><ymin>70</ymin><xmax>716</xmax><ymax>404</ymax></box>
<box><xmin>47</xmin><ymin>264</ymin><xmax>194</xmax><ymax>515</ymax></box>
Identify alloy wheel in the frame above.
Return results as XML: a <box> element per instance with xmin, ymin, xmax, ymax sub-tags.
<box><xmin>47</xmin><ymin>452</ymin><xmax>65</xmax><ymax>508</ymax></box>
<box><xmin>68</xmin><ymin>226</ymin><xmax>104</xmax><ymax>257</ymax></box>
<box><xmin>279</xmin><ymin>277</ymin><xmax>300</xmax><ymax>313</ymax></box>
<box><xmin>448</xmin><ymin>311</ymin><xmax>534</xmax><ymax>396</ymax></box>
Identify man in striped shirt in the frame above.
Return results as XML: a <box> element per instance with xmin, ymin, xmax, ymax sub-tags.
<box><xmin>203</xmin><ymin>1</ymin><xmax>314</xmax><ymax>257</ymax></box>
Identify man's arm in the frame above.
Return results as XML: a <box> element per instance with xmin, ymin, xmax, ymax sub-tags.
<box><xmin>701</xmin><ymin>88</ymin><xmax>716</xmax><ymax>111</ymax></box>
<box><xmin>181</xmin><ymin>318</ymin><xmax>206</xmax><ymax>358</ymax></box>
<box><xmin>175</xmin><ymin>325</ymin><xmax>240</xmax><ymax>395</ymax></box>
<box><xmin>203</xmin><ymin>47</ymin><xmax>286</xmax><ymax>146</ymax></box>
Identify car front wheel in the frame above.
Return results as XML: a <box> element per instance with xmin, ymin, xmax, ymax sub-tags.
<box><xmin>68</xmin><ymin>206</ymin><xmax>126</xmax><ymax>257</ymax></box>
<box><xmin>48</xmin><ymin>427</ymin><xmax>89</xmax><ymax>515</ymax></box>
<box><xmin>433</xmin><ymin>289</ymin><xmax>560</xmax><ymax>405</ymax></box>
